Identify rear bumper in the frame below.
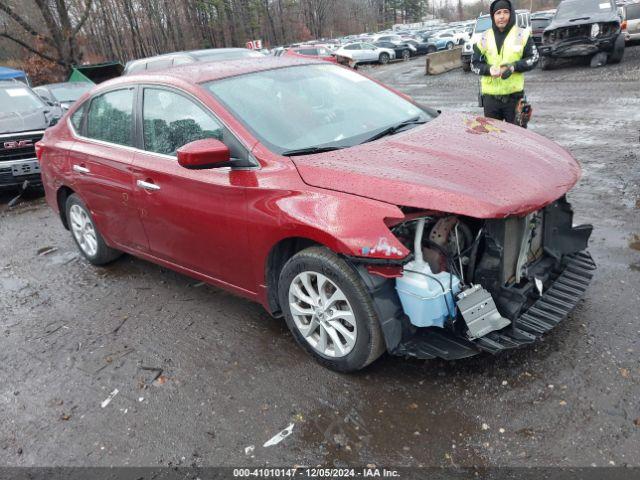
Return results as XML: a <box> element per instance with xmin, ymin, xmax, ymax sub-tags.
<box><xmin>626</xmin><ymin>31</ymin><xmax>640</xmax><ymax>42</ymax></box>
<box><xmin>391</xmin><ymin>251</ymin><xmax>596</xmax><ymax>360</ymax></box>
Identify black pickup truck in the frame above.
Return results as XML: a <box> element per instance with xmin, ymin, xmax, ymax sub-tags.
<box><xmin>0</xmin><ymin>81</ymin><xmax>62</xmax><ymax>190</ymax></box>
<box><xmin>539</xmin><ymin>0</ymin><xmax>625</xmax><ymax>69</ymax></box>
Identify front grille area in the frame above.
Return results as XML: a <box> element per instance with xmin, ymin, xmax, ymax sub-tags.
<box><xmin>0</xmin><ymin>132</ymin><xmax>43</xmax><ymax>162</ymax></box>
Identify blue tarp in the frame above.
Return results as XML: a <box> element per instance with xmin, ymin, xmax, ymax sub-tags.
<box><xmin>0</xmin><ymin>66</ymin><xmax>29</xmax><ymax>84</ymax></box>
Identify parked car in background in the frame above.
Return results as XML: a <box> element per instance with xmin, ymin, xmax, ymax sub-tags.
<box><xmin>0</xmin><ymin>81</ymin><xmax>62</xmax><ymax>190</ymax></box>
<box><xmin>539</xmin><ymin>0</ymin><xmax>624</xmax><ymax>69</ymax></box>
<box><xmin>461</xmin><ymin>14</ymin><xmax>492</xmax><ymax>72</ymax></box>
<box><xmin>36</xmin><ymin>56</ymin><xmax>595</xmax><ymax>372</ymax></box>
<box><xmin>531</xmin><ymin>11</ymin><xmax>556</xmax><ymax>48</ymax></box>
<box><xmin>123</xmin><ymin>48</ymin><xmax>264</xmax><ymax>75</ymax></box>
<box><xmin>33</xmin><ymin>82</ymin><xmax>93</xmax><ymax>112</ymax></box>
<box><xmin>403</xmin><ymin>39</ymin><xmax>433</xmax><ymax>55</ymax></box>
<box><xmin>620</xmin><ymin>2</ymin><xmax>640</xmax><ymax>42</ymax></box>
<box><xmin>373</xmin><ymin>41</ymin><xmax>414</xmax><ymax>60</ymax></box>
<box><xmin>429</xmin><ymin>31</ymin><xmax>458</xmax><ymax>50</ymax></box>
<box><xmin>373</xmin><ymin>34</ymin><xmax>403</xmax><ymax>43</ymax></box>
<box><xmin>334</xmin><ymin>42</ymin><xmax>396</xmax><ymax>66</ymax></box>
<box><xmin>284</xmin><ymin>46</ymin><xmax>337</xmax><ymax>63</ymax></box>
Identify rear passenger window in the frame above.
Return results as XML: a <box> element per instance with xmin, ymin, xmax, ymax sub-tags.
<box><xmin>142</xmin><ymin>88</ymin><xmax>224</xmax><ymax>157</ymax></box>
<box><xmin>86</xmin><ymin>89</ymin><xmax>134</xmax><ymax>146</ymax></box>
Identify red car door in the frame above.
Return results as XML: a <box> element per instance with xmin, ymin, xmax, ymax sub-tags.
<box><xmin>69</xmin><ymin>88</ymin><xmax>149</xmax><ymax>252</ymax></box>
<box><xmin>131</xmin><ymin>86</ymin><xmax>254</xmax><ymax>292</ymax></box>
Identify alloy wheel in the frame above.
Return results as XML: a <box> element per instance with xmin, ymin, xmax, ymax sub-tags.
<box><xmin>69</xmin><ymin>204</ymin><xmax>98</xmax><ymax>257</ymax></box>
<box><xmin>288</xmin><ymin>271</ymin><xmax>357</xmax><ymax>358</ymax></box>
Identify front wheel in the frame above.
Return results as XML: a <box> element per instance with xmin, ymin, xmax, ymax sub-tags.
<box><xmin>608</xmin><ymin>34</ymin><xmax>625</xmax><ymax>64</ymax></box>
<box><xmin>66</xmin><ymin>194</ymin><xmax>122</xmax><ymax>265</ymax></box>
<box><xmin>278</xmin><ymin>247</ymin><xmax>386</xmax><ymax>372</ymax></box>
<box><xmin>427</xmin><ymin>46</ymin><xmax>437</xmax><ymax>54</ymax></box>
<box><xmin>378</xmin><ymin>52</ymin><xmax>390</xmax><ymax>64</ymax></box>
<box><xmin>446</xmin><ymin>42</ymin><xmax>454</xmax><ymax>50</ymax></box>
<box><xmin>401</xmin><ymin>49</ymin><xmax>411</xmax><ymax>61</ymax></box>
<box><xmin>540</xmin><ymin>55</ymin><xmax>555</xmax><ymax>70</ymax></box>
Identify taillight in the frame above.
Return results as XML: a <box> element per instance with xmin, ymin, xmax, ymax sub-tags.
<box><xmin>621</xmin><ymin>20</ymin><xmax>627</xmax><ymax>31</ymax></box>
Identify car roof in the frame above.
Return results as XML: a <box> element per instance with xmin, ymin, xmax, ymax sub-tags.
<box><xmin>99</xmin><ymin>56</ymin><xmax>326</xmax><ymax>90</ymax></box>
<box><xmin>38</xmin><ymin>81</ymin><xmax>92</xmax><ymax>89</ymax></box>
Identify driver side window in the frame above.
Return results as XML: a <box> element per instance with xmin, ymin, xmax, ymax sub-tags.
<box><xmin>143</xmin><ymin>88</ymin><xmax>224</xmax><ymax>157</ymax></box>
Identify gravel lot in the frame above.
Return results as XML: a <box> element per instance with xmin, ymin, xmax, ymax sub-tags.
<box><xmin>1</xmin><ymin>46</ymin><xmax>639</xmax><ymax>469</ymax></box>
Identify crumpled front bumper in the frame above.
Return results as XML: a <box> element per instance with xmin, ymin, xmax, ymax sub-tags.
<box><xmin>539</xmin><ymin>35</ymin><xmax>617</xmax><ymax>58</ymax></box>
<box><xmin>391</xmin><ymin>251</ymin><xmax>596</xmax><ymax>360</ymax></box>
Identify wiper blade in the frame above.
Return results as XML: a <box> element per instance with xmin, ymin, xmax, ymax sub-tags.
<box><xmin>568</xmin><ymin>17</ymin><xmax>590</xmax><ymax>22</ymax></box>
<box><xmin>282</xmin><ymin>145</ymin><xmax>347</xmax><ymax>156</ymax></box>
<box><xmin>362</xmin><ymin>116</ymin><xmax>427</xmax><ymax>144</ymax></box>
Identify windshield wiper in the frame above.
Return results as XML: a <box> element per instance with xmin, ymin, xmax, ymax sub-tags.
<box><xmin>362</xmin><ymin>116</ymin><xmax>427</xmax><ymax>144</ymax></box>
<box><xmin>282</xmin><ymin>145</ymin><xmax>347</xmax><ymax>156</ymax></box>
<box><xmin>568</xmin><ymin>16</ymin><xmax>590</xmax><ymax>22</ymax></box>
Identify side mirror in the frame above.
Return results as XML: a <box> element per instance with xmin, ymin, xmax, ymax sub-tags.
<box><xmin>177</xmin><ymin>138</ymin><xmax>231</xmax><ymax>169</ymax></box>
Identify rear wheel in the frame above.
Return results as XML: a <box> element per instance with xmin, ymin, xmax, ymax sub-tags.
<box><xmin>427</xmin><ymin>45</ymin><xmax>437</xmax><ymax>54</ymax></box>
<box><xmin>446</xmin><ymin>42</ymin><xmax>454</xmax><ymax>50</ymax></box>
<box><xmin>278</xmin><ymin>247</ymin><xmax>386</xmax><ymax>372</ymax></box>
<box><xmin>401</xmin><ymin>49</ymin><xmax>411</xmax><ymax>61</ymax></box>
<box><xmin>66</xmin><ymin>194</ymin><xmax>122</xmax><ymax>265</ymax></box>
<box><xmin>608</xmin><ymin>33</ymin><xmax>625</xmax><ymax>64</ymax></box>
<box><xmin>378</xmin><ymin>52</ymin><xmax>390</xmax><ymax>64</ymax></box>
<box><xmin>462</xmin><ymin>59</ymin><xmax>471</xmax><ymax>72</ymax></box>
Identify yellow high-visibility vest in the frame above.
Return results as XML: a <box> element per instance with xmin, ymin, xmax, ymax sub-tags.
<box><xmin>477</xmin><ymin>26</ymin><xmax>530</xmax><ymax>95</ymax></box>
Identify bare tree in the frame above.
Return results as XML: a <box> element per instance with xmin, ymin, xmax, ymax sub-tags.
<box><xmin>0</xmin><ymin>0</ymin><xmax>94</xmax><ymax>73</ymax></box>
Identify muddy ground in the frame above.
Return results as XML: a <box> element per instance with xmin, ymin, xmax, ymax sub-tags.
<box><xmin>1</xmin><ymin>47</ymin><xmax>639</xmax><ymax>470</ymax></box>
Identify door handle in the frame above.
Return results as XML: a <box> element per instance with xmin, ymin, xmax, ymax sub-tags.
<box><xmin>137</xmin><ymin>179</ymin><xmax>160</xmax><ymax>191</ymax></box>
<box><xmin>73</xmin><ymin>164</ymin><xmax>90</xmax><ymax>174</ymax></box>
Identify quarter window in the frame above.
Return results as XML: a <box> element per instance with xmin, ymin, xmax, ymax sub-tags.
<box><xmin>142</xmin><ymin>88</ymin><xmax>224</xmax><ymax>157</ymax></box>
<box><xmin>71</xmin><ymin>103</ymin><xmax>86</xmax><ymax>132</ymax></box>
<box><xmin>86</xmin><ymin>89</ymin><xmax>134</xmax><ymax>146</ymax></box>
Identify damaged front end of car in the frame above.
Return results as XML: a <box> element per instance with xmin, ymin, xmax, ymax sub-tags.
<box><xmin>348</xmin><ymin>196</ymin><xmax>595</xmax><ymax>360</ymax></box>
<box><xmin>540</xmin><ymin>21</ymin><xmax>621</xmax><ymax>58</ymax></box>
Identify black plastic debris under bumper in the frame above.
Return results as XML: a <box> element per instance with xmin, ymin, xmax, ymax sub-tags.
<box><xmin>392</xmin><ymin>251</ymin><xmax>596</xmax><ymax>360</ymax></box>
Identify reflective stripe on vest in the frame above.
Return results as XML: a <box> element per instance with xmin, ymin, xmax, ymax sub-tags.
<box><xmin>477</xmin><ymin>26</ymin><xmax>529</xmax><ymax>96</ymax></box>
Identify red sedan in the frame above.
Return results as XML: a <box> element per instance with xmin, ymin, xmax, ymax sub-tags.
<box><xmin>36</xmin><ymin>57</ymin><xmax>594</xmax><ymax>372</ymax></box>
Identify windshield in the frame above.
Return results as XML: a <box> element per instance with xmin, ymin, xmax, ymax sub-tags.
<box><xmin>204</xmin><ymin>64</ymin><xmax>429</xmax><ymax>154</ymax></box>
<box><xmin>532</xmin><ymin>18</ymin><xmax>552</xmax><ymax>29</ymax></box>
<box><xmin>557</xmin><ymin>0</ymin><xmax>612</xmax><ymax>18</ymax></box>
<box><xmin>475</xmin><ymin>16</ymin><xmax>492</xmax><ymax>33</ymax></box>
<box><xmin>0</xmin><ymin>86</ymin><xmax>45</xmax><ymax>113</ymax></box>
<box><xmin>50</xmin><ymin>83</ymin><xmax>92</xmax><ymax>102</ymax></box>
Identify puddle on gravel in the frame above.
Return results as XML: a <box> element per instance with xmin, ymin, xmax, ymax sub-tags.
<box><xmin>0</xmin><ymin>277</ymin><xmax>30</xmax><ymax>292</ymax></box>
<box><xmin>294</xmin><ymin>388</ymin><xmax>484</xmax><ymax>467</ymax></box>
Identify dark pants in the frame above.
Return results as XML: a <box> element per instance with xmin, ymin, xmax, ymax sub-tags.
<box><xmin>482</xmin><ymin>93</ymin><xmax>523</xmax><ymax>125</ymax></box>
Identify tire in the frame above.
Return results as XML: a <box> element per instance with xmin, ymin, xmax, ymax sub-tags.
<box><xmin>446</xmin><ymin>42</ymin><xmax>454</xmax><ymax>50</ymax></box>
<box><xmin>378</xmin><ymin>52</ymin><xmax>390</xmax><ymax>64</ymax></box>
<box><xmin>608</xmin><ymin>33</ymin><xmax>625</xmax><ymax>64</ymax></box>
<box><xmin>427</xmin><ymin>46</ymin><xmax>437</xmax><ymax>54</ymax></box>
<box><xmin>540</xmin><ymin>55</ymin><xmax>554</xmax><ymax>70</ymax></box>
<box><xmin>401</xmin><ymin>49</ymin><xmax>411</xmax><ymax>61</ymax></box>
<box><xmin>278</xmin><ymin>247</ymin><xmax>386</xmax><ymax>372</ymax></box>
<box><xmin>462</xmin><ymin>59</ymin><xmax>471</xmax><ymax>72</ymax></box>
<box><xmin>65</xmin><ymin>194</ymin><xmax>122</xmax><ymax>266</ymax></box>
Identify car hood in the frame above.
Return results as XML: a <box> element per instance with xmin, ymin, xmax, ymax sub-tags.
<box><xmin>0</xmin><ymin>109</ymin><xmax>50</xmax><ymax>134</ymax></box>
<box><xmin>547</xmin><ymin>11</ymin><xmax>619</xmax><ymax>30</ymax></box>
<box><xmin>290</xmin><ymin>112</ymin><xmax>581</xmax><ymax>219</ymax></box>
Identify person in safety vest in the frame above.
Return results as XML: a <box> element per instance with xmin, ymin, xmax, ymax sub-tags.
<box><xmin>471</xmin><ymin>0</ymin><xmax>539</xmax><ymax>125</ymax></box>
